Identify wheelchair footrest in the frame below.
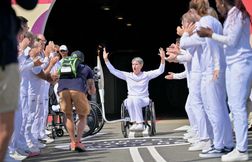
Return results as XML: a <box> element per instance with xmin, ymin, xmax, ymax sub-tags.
<box><xmin>128</xmin><ymin>127</ymin><xmax>150</xmax><ymax>138</ymax></box>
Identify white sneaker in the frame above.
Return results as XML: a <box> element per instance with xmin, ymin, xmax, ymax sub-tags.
<box><xmin>221</xmin><ymin>148</ymin><xmax>249</xmax><ymax>161</ymax></box>
<box><xmin>187</xmin><ymin>137</ymin><xmax>200</xmax><ymax>144</ymax></box>
<box><xmin>15</xmin><ymin>149</ymin><xmax>29</xmax><ymax>156</ymax></box>
<box><xmin>186</xmin><ymin>127</ymin><xmax>193</xmax><ymax>133</ymax></box>
<box><xmin>45</xmin><ymin>129</ymin><xmax>52</xmax><ymax>135</ymax></box>
<box><xmin>9</xmin><ymin>151</ymin><xmax>27</xmax><ymax>161</ymax></box>
<box><xmin>129</xmin><ymin>124</ymin><xmax>137</xmax><ymax>131</ymax></box>
<box><xmin>183</xmin><ymin>132</ymin><xmax>196</xmax><ymax>139</ymax></box>
<box><xmin>134</xmin><ymin>124</ymin><xmax>144</xmax><ymax>131</ymax></box>
<box><xmin>42</xmin><ymin>136</ymin><xmax>54</xmax><ymax>144</ymax></box>
<box><xmin>188</xmin><ymin>139</ymin><xmax>212</xmax><ymax>151</ymax></box>
<box><xmin>4</xmin><ymin>153</ymin><xmax>20</xmax><ymax>162</ymax></box>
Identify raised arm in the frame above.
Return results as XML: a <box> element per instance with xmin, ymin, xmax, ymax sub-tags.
<box><xmin>159</xmin><ymin>47</ymin><xmax>166</xmax><ymax>65</ymax></box>
<box><xmin>165</xmin><ymin>43</ymin><xmax>192</xmax><ymax>63</ymax></box>
<box><xmin>103</xmin><ymin>47</ymin><xmax>127</xmax><ymax>80</ymax></box>
<box><xmin>146</xmin><ymin>48</ymin><xmax>165</xmax><ymax>79</ymax></box>
<box><xmin>180</xmin><ymin>22</ymin><xmax>205</xmax><ymax>49</ymax></box>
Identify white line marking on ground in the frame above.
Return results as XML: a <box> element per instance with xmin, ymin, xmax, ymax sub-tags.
<box><xmin>54</xmin><ymin>142</ymin><xmax>189</xmax><ymax>151</ymax></box>
<box><xmin>147</xmin><ymin>146</ymin><xmax>166</xmax><ymax>162</ymax></box>
<box><xmin>174</xmin><ymin>125</ymin><xmax>190</xmax><ymax>131</ymax></box>
<box><xmin>83</xmin><ymin>135</ymin><xmax>184</xmax><ymax>142</ymax></box>
<box><xmin>130</xmin><ymin>147</ymin><xmax>144</xmax><ymax>162</ymax></box>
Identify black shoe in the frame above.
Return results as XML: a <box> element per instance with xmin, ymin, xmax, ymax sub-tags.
<box><xmin>199</xmin><ymin>147</ymin><xmax>225</xmax><ymax>158</ymax></box>
<box><xmin>224</xmin><ymin>146</ymin><xmax>234</xmax><ymax>153</ymax></box>
<box><xmin>38</xmin><ymin>139</ymin><xmax>46</xmax><ymax>144</ymax></box>
<box><xmin>248</xmin><ymin>126</ymin><xmax>252</xmax><ymax>131</ymax></box>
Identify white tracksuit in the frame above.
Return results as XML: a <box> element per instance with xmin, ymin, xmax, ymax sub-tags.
<box><xmin>211</xmin><ymin>7</ymin><xmax>252</xmax><ymax>151</ymax></box>
<box><xmin>105</xmin><ymin>61</ymin><xmax>165</xmax><ymax>123</ymax></box>
<box><xmin>180</xmin><ymin>15</ymin><xmax>234</xmax><ymax>149</ymax></box>
<box><xmin>171</xmin><ymin>49</ymin><xmax>199</xmax><ymax>137</ymax></box>
<box><xmin>178</xmin><ymin>45</ymin><xmax>211</xmax><ymax>141</ymax></box>
<box><xmin>8</xmin><ymin>52</ymin><xmax>32</xmax><ymax>153</ymax></box>
<box><xmin>25</xmin><ymin>57</ymin><xmax>44</xmax><ymax>148</ymax></box>
<box><xmin>31</xmin><ymin>55</ymin><xmax>49</xmax><ymax>140</ymax></box>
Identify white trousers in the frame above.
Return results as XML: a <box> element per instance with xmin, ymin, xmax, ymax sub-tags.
<box><xmin>226</xmin><ymin>59</ymin><xmax>252</xmax><ymax>151</ymax></box>
<box><xmin>8</xmin><ymin>97</ymin><xmax>27</xmax><ymax>153</ymax></box>
<box><xmin>31</xmin><ymin>94</ymin><xmax>44</xmax><ymax>140</ymax></box>
<box><xmin>201</xmin><ymin>72</ymin><xmax>234</xmax><ymax>149</ymax></box>
<box><xmin>125</xmin><ymin>96</ymin><xmax>149</xmax><ymax>123</ymax></box>
<box><xmin>185</xmin><ymin>94</ymin><xmax>198</xmax><ymax>135</ymax></box>
<box><xmin>25</xmin><ymin>95</ymin><xmax>39</xmax><ymax>147</ymax></box>
<box><xmin>188</xmin><ymin>73</ymin><xmax>211</xmax><ymax>140</ymax></box>
<box><xmin>20</xmin><ymin>96</ymin><xmax>28</xmax><ymax>142</ymax></box>
<box><xmin>38</xmin><ymin>83</ymin><xmax>50</xmax><ymax>139</ymax></box>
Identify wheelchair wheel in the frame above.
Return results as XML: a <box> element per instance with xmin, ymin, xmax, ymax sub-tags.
<box><xmin>74</xmin><ymin>107</ymin><xmax>98</xmax><ymax>137</ymax></box>
<box><xmin>56</xmin><ymin>128</ymin><xmax>64</xmax><ymax>137</ymax></box>
<box><xmin>83</xmin><ymin>107</ymin><xmax>98</xmax><ymax>137</ymax></box>
<box><xmin>149</xmin><ymin>101</ymin><xmax>156</xmax><ymax>136</ymax></box>
<box><xmin>89</xmin><ymin>101</ymin><xmax>105</xmax><ymax>135</ymax></box>
<box><xmin>121</xmin><ymin>102</ymin><xmax>130</xmax><ymax>138</ymax></box>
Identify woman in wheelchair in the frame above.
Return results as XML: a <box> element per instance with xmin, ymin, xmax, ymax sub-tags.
<box><xmin>103</xmin><ymin>47</ymin><xmax>165</xmax><ymax>131</ymax></box>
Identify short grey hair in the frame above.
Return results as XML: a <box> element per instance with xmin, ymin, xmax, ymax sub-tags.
<box><xmin>132</xmin><ymin>57</ymin><xmax>144</xmax><ymax>65</ymax></box>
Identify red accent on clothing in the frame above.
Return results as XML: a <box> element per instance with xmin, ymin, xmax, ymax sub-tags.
<box><xmin>12</xmin><ymin>0</ymin><xmax>53</xmax><ymax>4</ymax></box>
<box><xmin>242</xmin><ymin>0</ymin><xmax>252</xmax><ymax>33</ymax></box>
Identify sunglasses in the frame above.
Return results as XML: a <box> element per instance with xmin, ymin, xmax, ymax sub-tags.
<box><xmin>60</xmin><ymin>50</ymin><xmax>67</xmax><ymax>52</ymax></box>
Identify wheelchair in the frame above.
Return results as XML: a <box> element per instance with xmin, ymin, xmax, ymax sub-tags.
<box><xmin>47</xmin><ymin>106</ymin><xmax>66</xmax><ymax>139</ymax></box>
<box><xmin>49</xmin><ymin>83</ymin><xmax>104</xmax><ymax>138</ymax></box>
<box><xmin>47</xmin><ymin>84</ymin><xmax>66</xmax><ymax>139</ymax></box>
<box><xmin>121</xmin><ymin>99</ymin><xmax>156</xmax><ymax>138</ymax></box>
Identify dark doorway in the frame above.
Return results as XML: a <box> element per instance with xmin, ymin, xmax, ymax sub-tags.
<box><xmin>45</xmin><ymin>0</ymin><xmax>190</xmax><ymax>118</ymax></box>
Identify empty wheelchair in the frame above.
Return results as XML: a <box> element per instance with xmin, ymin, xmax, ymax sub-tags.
<box><xmin>121</xmin><ymin>99</ymin><xmax>156</xmax><ymax>138</ymax></box>
<box><xmin>47</xmin><ymin>84</ymin><xmax>66</xmax><ymax>139</ymax></box>
<box><xmin>47</xmin><ymin>106</ymin><xmax>66</xmax><ymax>139</ymax></box>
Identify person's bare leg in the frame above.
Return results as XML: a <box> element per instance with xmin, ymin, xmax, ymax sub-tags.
<box><xmin>0</xmin><ymin>111</ymin><xmax>15</xmax><ymax>162</ymax></box>
<box><xmin>76</xmin><ymin>115</ymin><xmax>86</xmax><ymax>142</ymax></box>
<box><xmin>65</xmin><ymin>114</ymin><xmax>75</xmax><ymax>143</ymax></box>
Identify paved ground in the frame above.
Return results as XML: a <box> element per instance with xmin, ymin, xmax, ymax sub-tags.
<box><xmin>23</xmin><ymin>118</ymin><xmax>252</xmax><ymax>162</ymax></box>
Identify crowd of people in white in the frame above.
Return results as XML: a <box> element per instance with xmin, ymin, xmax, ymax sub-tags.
<box><xmin>164</xmin><ymin>0</ymin><xmax>252</xmax><ymax>161</ymax></box>
<box><xmin>4</xmin><ymin>16</ymin><xmax>66</xmax><ymax>161</ymax></box>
